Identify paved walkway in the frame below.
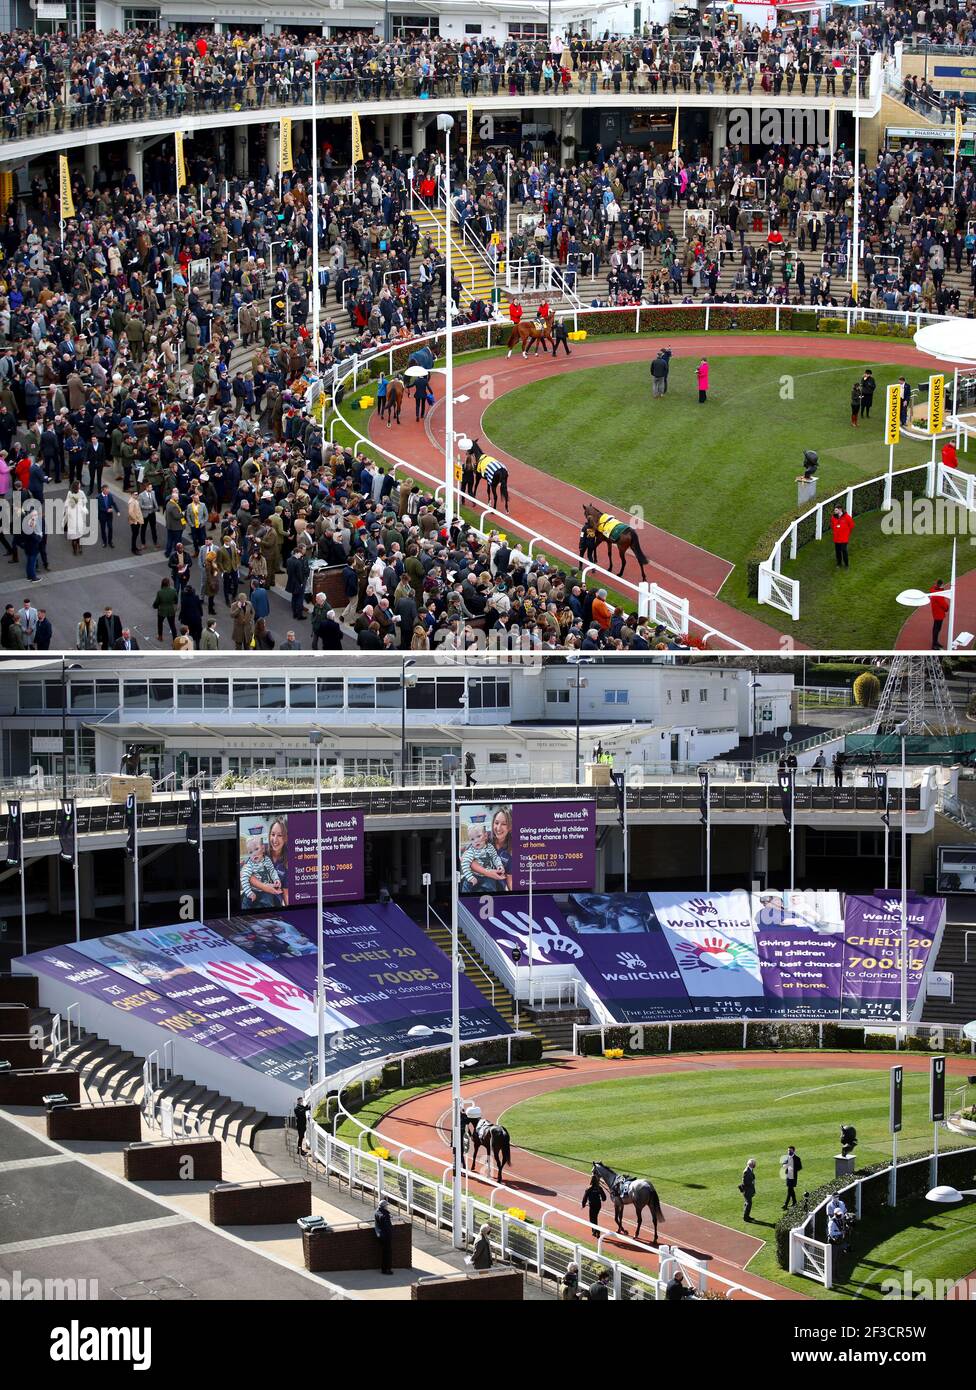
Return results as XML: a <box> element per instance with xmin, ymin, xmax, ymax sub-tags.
<box><xmin>368</xmin><ymin>333</ymin><xmax>961</xmax><ymax>650</ymax></box>
<box><xmin>895</xmin><ymin>568</ymin><xmax>976</xmax><ymax>651</ymax></box>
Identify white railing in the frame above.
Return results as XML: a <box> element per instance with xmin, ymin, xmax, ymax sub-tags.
<box><xmin>573</xmin><ymin>1020</ymin><xmax>975</xmax><ymax>1054</ymax></box>
<box><xmin>306</xmin><ymin>1051</ymin><xmax>768</xmax><ymax>1299</ymax></box>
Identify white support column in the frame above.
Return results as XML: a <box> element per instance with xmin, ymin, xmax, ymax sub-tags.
<box><xmin>266</xmin><ymin>122</ymin><xmax>280</xmax><ymax>179</ymax></box>
<box><xmin>82</xmin><ymin>145</ymin><xmax>96</xmax><ymax>187</ymax></box>
<box><xmin>412</xmin><ymin>116</ymin><xmax>427</xmax><ymax>157</ymax></box>
<box><xmin>233</xmin><ymin>131</ymin><xmax>249</xmax><ymax>177</ymax></box>
<box><xmin>390</xmin><ymin>114</ymin><xmax>405</xmax><ymax>152</ymax></box>
<box><xmin>126</xmin><ymin>138</ymin><xmax>144</xmax><ymax>191</ymax></box>
<box><xmin>711</xmin><ymin>112</ymin><xmax>727</xmax><ymax>167</ymax></box>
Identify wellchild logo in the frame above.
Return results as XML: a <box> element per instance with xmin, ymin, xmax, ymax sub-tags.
<box><xmin>686</xmin><ymin>898</ymin><xmax>718</xmax><ymax>919</ymax></box>
<box><xmin>50</xmin><ymin>1321</ymin><xmax>151</xmax><ymax>1370</ymax></box>
<box><xmin>616</xmin><ymin>950</ymin><xmax>646</xmax><ymax>970</ymax></box>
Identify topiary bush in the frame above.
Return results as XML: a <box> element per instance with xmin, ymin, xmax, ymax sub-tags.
<box><xmin>852</xmin><ymin>671</ymin><xmax>881</xmax><ymax>707</ymax></box>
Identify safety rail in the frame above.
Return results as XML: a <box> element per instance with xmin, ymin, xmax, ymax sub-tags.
<box><xmin>426</xmin><ymin>902</ymin><xmax>497</xmax><ymax>1008</ymax></box>
<box><xmin>573</xmin><ymin>1020</ymin><xmax>976</xmax><ymax>1054</ymax></box>
<box><xmin>410</xmin><ymin>185</ymin><xmax>491</xmax><ymax>303</ymax></box>
<box><xmin>305</xmin><ymin>1051</ymin><xmax>768</xmax><ymax>1299</ymax></box>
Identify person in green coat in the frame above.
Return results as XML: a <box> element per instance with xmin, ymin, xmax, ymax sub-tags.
<box><xmin>152</xmin><ymin>578</ymin><xmax>179</xmax><ymax>643</ymax></box>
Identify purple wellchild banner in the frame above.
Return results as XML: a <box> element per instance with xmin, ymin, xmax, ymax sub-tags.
<box><xmin>237</xmin><ymin>809</ymin><xmax>364</xmax><ymax>909</ymax></box>
<box><xmin>465</xmin><ymin>890</ymin><xmax>946</xmax><ymax>1023</ymax></box>
<box><xmin>16</xmin><ymin>904</ymin><xmax>510</xmax><ymax>1085</ymax></box>
<box><xmin>458</xmin><ymin>799</ymin><xmax>596</xmax><ymax>896</ymax></box>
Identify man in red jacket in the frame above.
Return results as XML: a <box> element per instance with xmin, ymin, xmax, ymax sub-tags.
<box><xmin>929</xmin><ymin>580</ymin><xmax>950</xmax><ymax>649</ymax></box>
<box><xmin>830</xmin><ymin>505</ymin><xmax>854</xmax><ymax>568</ymax></box>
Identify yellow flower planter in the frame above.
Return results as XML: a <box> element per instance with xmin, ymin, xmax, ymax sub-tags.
<box><xmin>568</xmin><ymin>330</ymin><xmax>587</xmax><ymax>341</ymax></box>
<box><xmin>603</xmin><ymin>1048</ymin><xmax>624</xmax><ymax>1059</ymax></box>
<box><xmin>357</xmin><ymin>395</ymin><xmax>375</xmax><ymax>409</ymax></box>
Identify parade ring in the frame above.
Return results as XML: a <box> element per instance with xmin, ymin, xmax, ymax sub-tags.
<box><xmin>364</xmin><ymin>332</ymin><xmax>963</xmax><ymax>649</ymax></box>
<box><xmin>372</xmin><ymin>1050</ymin><xmax>975</xmax><ymax>1300</ymax></box>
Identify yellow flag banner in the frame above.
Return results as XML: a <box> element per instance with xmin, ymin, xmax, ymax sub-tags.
<box><xmin>59</xmin><ymin>155</ymin><xmax>75</xmax><ymax>220</ymax></box>
<box><xmin>175</xmin><ymin>130</ymin><xmax>187</xmax><ymax>188</ymax></box>
<box><xmin>351</xmin><ymin>111</ymin><xmax>363</xmax><ymax>166</ymax></box>
<box><xmin>466</xmin><ymin>103</ymin><xmax>474</xmax><ymax>167</ymax></box>
<box><xmin>671</xmin><ymin>108</ymin><xmax>679</xmax><ymax>155</ymax></box>
<box><xmin>955</xmin><ymin>105</ymin><xmax>964</xmax><ymax>155</ymax></box>
<box><xmin>280</xmin><ymin>117</ymin><xmax>294</xmax><ymax>173</ymax></box>
<box><xmin>929</xmin><ymin>373</ymin><xmax>945</xmax><ymax>434</ymax></box>
<box><xmin>885</xmin><ymin>383</ymin><xmax>901</xmax><ymax>446</ymax></box>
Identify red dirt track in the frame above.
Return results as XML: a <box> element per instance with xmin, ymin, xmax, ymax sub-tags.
<box><xmin>368</xmin><ymin>334</ymin><xmax>958</xmax><ymax>650</ymax></box>
<box><xmin>376</xmin><ymin>1051</ymin><xmax>973</xmax><ymax>1300</ymax></box>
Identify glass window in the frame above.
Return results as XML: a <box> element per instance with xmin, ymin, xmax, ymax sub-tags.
<box><xmin>289</xmin><ymin>681</ymin><xmax>316</xmax><ymax>709</ymax></box>
<box><xmin>233</xmin><ymin>681</ymin><xmax>259</xmax><ymax>709</ymax></box>
<box><xmin>435</xmin><ymin>678</ymin><xmax>466</xmax><ymax>710</ymax></box>
<box><xmin>148</xmin><ymin>680</ymin><xmax>174</xmax><ymax>711</ymax></box>
<box><xmin>95</xmin><ymin>680</ymin><xmax>119</xmax><ymax>708</ymax></box>
<box><xmin>545</xmin><ymin>688</ymin><xmax>571</xmax><ymax>704</ymax></box>
<box><xmin>407</xmin><ymin>680</ymin><xmax>437</xmax><ymax>710</ymax></box>
<box><xmin>44</xmin><ymin>681</ymin><xmax>64</xmax><ymax>710</ymax></box>
<box><xmin>69</xmin><ymin>682</ymin><xmax>94</xmax><ymax>710</ymax></box>
<box><xmin>699</xmin><ymin>688</ymin><xmax>708</xmax><ymax>702</ymax></box>
<box><xmin>680</xmin><ymin>689</ymin><xmax>690</xmax><ymax>703</ymax></box>
<box><xmin>376</xmin><ymin>679</ymin><xmax>401</xmax><ymax>709</ymax></box>
<box><xmin>19</xmin><ymin>683</ymin><xmax>43</xmax><ymax>711</ymax></box>
<box><xmin>178</xmin><ymin>681</ymin><xmax>203</xmax><ymax>711</ymax></box>
<box><xmin>259</xmin><ymin>681</ymin><xmax>286</xmax><ymax>710</ymax></box>
<box><xmin>123</xmin><ymin>681</ymin><xmax>149</xmax><ymax>710</ymax></box>
<box><xmin>348</xmin><ymin>680</ymin><xmax>375</xmax><ymax>709</ymax></box>
<box><xmin>317</xmin><ymin>679</ymin><xmax>343</xmax><ymax>709</ymax></box>
<box><xmin>204</xmin><ymin>680</ymin><xmax>229</xmax><ymax>711</ymax></box>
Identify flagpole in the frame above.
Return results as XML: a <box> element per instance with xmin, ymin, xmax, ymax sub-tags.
<box><xmin>439</xmin><ymin>114</ymin><xmax>456</xmax><ymax>527</ymax></box>
<box><xmin>949</xmin><ymin>536</ymin><xmax>958</xmax><ymax>652</ymax></box>
<box><xmin>705</xmin><ymin>773</ymin><xmax>711</xmax><ymax>893</ymax></box>
<box><xmin>20</xmin><ymin>847</ymin><xmax>27</xmax><ymax>958</ymax></box>
<box><xmin>133</xmin><ymin>800</ymin><xmax>141</xmax><ymax>934</ymax></box>
<box><xmin>851</xmin><ymin>42</ymin><xmax>861</xmax><ymax>304</ymax></box>
<box><xmin>197</xmin><ymin>795</ymin><xmax>204</xmax><ymax>924</ymax></box>
<box><xmin>73</xmin><ymin>813</ymin><xmax>80</xmax><ymax>944</ymax></box>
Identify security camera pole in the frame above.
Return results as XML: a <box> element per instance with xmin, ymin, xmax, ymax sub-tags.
<box><xmin>437</xmin><ymin>113</ymin><xmax>456</xmax><ymax>525</ymax></box>
<box><xmin>442</xmin><ymin>751</ymin><xmax>463</xmax><ymax>1246</ymax></box>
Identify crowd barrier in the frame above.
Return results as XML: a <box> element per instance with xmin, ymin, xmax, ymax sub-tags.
<box><xmin>572</xmin><ymin>1020</ymin><xmax>976</xmax><ymax>1056</ymax></box>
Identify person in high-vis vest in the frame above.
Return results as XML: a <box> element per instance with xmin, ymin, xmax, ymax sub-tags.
<box><xmin>186</xmin><ymin>496</ymin><xmax>208</xmax><ymax>556</ymax></box>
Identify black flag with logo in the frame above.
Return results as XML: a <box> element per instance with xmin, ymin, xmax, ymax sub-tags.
<box><xmin>5</xmin><ymin>798</ymin><xmax>21</xmax><ymax>867</ymax></box>
<box><xmin>57</xmin><ymin>798</ymin><xmax>76</xmax><ymax>863</ymax></box>
<box><xmin>890</xmin><ymin>1065</ymin><xmax>903</xmax><ymax>1134</ymax></box>
<box><xmin>930</xmin><ymin>1056</ymin><xmax>946</xmax><ymax>1123</ymax></box>
<box><xmin>698</xmin><ymin>767</ymin><xmax>709</xmax><ymax>827</ymax></box>
<box><xmin>186</xmin><ymin>787</ymin><xmax>203</xmax><ymax>848</ymax></box>
<box><xmin>124</xmin><ymin>793</ymin><xmax>137</xmax><ymax>860</ymax></box>
<box><xmin>778</xmin><ymin>771</ymin><xmax>794</xmax><ymax>827</ymax></box>
<box><xmin>874</xmin><ymin>770</ymin><xmax>890</xmax><ymax>828</ymax></box>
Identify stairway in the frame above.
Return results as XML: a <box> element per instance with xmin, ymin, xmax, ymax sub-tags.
<box><xmin>925</xmin><ymin>924</ymin><xmax>976</xmax><ymax>1029</ymax></box>
<box><xmin>30</xmin><ymin>1008</ymin><xmax>268</xmax><ymax>1147</ymax></box>
<box><xmin>419</xmin><ymin>919</ymin><xmax>563</xmax><ymax>1052</ymax></box>
<box><xmin>410</xmin><ymin>204</ymin><xmax>502</xmax><ymax>314</ymax></box>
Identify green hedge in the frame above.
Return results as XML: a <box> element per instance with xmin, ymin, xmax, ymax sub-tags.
<box><xmin>745</xmin><ymin>465</ymin><xmax>930</xmax><ymax>599</ymax></box>
<box><xmin>580</xmin><ymin>1021</ymin><xmax>965</xmax><ymax>1059</ymax></box>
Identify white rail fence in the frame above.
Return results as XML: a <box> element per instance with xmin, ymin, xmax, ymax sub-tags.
<box><xmin>321</xmin><ymin>302</ymin><xmax>959</xmax><ymax>643</ymax></box>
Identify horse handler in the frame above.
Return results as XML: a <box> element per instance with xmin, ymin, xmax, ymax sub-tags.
<box><xmin>581</xmin><ymin>1175</ymin><xmax>606</xmax><ymax>1236</ymax></box>
<box><xmin>551</xmin><ymin>316</ymin><xmax>572</xmax><ymax>358</ymax></box>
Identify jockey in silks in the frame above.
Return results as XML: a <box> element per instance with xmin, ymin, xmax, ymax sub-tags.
<box><xmin>535</xmin><ymin>298</ymin><xmax>551</xmax><ymax>330</ymax></box>
<box><xmin>477</xmin><ymin>453</ymin><xmax>510</xmax><ymax>510</ymax></box>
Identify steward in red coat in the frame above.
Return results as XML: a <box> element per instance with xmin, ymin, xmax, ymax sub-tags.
<box><xmin>830</xmin><ymin>507</ymin><xmax>854</xmax><ymax>568</ymax></box>
<box><xmin>929</xmin><ymin>582</ymin><xmax>950</xmax><ymax>649</ymax></box>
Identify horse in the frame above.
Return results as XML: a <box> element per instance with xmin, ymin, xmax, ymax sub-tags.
<box><xmin>464</xmin><ymin>438</ymin><xmax>510</xmax><ymax>511</ymax></box>
<box><xmin>581</xmin><ymin>503</ymin><xmax>649</xmax><ymax>580</ymax></box>
<box><xmin>383</xmin><ymin>376</ymin><xmax>405</xmax><ymax>426</ymax></box>
<box><xmin>592</xmin><ymin>1161</ymin><xmax>664</xmax><ymax>1244</ymax></box>
<box><xmin>506</xmin><ymin>311</ymin><xmax>556</xmax><ymax>359</ymax></box>
<box><xmin>463</xmin><ymin>1113</ymin><xmax>512</xmax><ymax>1183</ymax></box>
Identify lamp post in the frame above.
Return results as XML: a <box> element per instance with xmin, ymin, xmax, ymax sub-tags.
<box><xmin>400</xmin><ymin>658</ymin><xmax>417</xmax><ymax>784</ymax></box>
<box><xmin>571</xmin><ymin>655</ymin><xmax>595</xmax><ymax>783</ymax></box>
<box><xmin>60</xmin><ymin>660</ymin><xmax>81</xmax><ymax>798</ymax></box>
<box><xmin>310</xmin><ymin>729</ymin><xmax>326</xmax><ymax>1084</ymax></box>
<box><xmin>437</xmin><ymin>113</ymin><xmax>456</xmax><ymax>526</ymax></box>
<box><xmin>505</xmin><ymin>150</ymin><xmax>513</xmax><ymax>292</ymax></box>
<box><xmin>896</xmin><ymin>719</ymin><xmax>910</xmax><ymax>1043</ymax></box>
<box><xmin>851</xmin><ymin>40</ymin><xmax>861</xmax><ymax>305</ymax></box>
<box><xmin>305</xmin><ymin>46</ymin><xmax>321</xmax><ymax>369</ymax></box>
<box><xmin>442</xmin><ymin>751</ymin><xmax>463</xmax><ymax>1247</ymax></box>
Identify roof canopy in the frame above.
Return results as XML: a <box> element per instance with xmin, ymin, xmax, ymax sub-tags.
<box><xmin>913</xmin><ymin>319</ymin><xmax>976</xmax><ymax>367</ymax></box>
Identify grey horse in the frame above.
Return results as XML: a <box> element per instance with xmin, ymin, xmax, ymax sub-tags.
<box><xmin>592</xmin><ymin>1161</ymin><xmax>665</xmax><ymax>1243</ymax></box>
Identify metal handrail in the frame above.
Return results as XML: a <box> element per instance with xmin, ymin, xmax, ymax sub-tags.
<box><xmin>426</xmin><ymin>902</ymin><xmax>497</xmax><ymax>1007</ymax></box>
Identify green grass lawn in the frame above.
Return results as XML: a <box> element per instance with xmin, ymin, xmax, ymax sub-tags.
<box><xmin>501</xmin><ymin>1066</ymin><xmax>974</xmax><ymax>1298</ymax></box>
<box><xmin>482</xmin><ymin>355</ymin><xmax>946</xmax><ymax>645</ymax></box>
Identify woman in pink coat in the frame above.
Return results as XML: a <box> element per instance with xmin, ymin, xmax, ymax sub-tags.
<box><xmin>697</xmin><ymin>358</ymin><xmax>709</xmax><ymax>404</ymax></box>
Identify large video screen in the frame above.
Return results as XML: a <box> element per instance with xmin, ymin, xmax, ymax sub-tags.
<box><xmin>464</xmin><ymin>890</ymin><xmax>946</xmax><ymax>1023</ymax></box>
<box><xmin>237</xmin><ymin>809</ymin><xmax>364</xmax><ymax>909</ymax></box>
<box><xmin>458</xmin><ymin>799</ymin><xmax>595</xmax><ymax>895</ymax></box>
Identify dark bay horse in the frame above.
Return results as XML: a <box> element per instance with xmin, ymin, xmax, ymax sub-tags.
<box><xmin>464</xmin><ymin>438</ymin><xmax>510</xmax><ymax>511</ymax></box>
<box><xmin>582</xmin><ymin>503</ymin><xmax>649</xmax><ymax>580</ymax></box>
<box><xmin>506</xmin><ymin>311</ymin><xmax>556</xmax><ymax>359</ymax></box>
<box><xmin>463</xmin><ymin>1114</ymin><xmax>512</xmax><ymax>1183</ymax></box>
<box><xmin>383</xmin><ymin>376</ymin><xmax>405</xmax><ymax>426</ymax></box>
<box><xmin>592</xmin><ymin>1161</ymin><xmax>664</xmax><ymax>1244</ymax></box>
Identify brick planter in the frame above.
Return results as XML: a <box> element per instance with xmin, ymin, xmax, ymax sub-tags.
<box><xmin>303</xmin><ymin>1220</ymin><xmax>412</xmax><ymax>1272</ymax></box>
<box><xmin>47</xmin><ymin>1103</ymin><xmax>142</xmax><ymax>1142</ymax></box>
<box><xmin>411</xmin><ymin>1269</ymin><xmax>524</xmax><ymax>1301</ymax></box>
<box><xmin>124</xmin><ymin>1139</ymin><xmax>223</xmax><ymax>1182</ymax></box>
<box><xmin>0</xmin><ymin>1004</ymin><xmax>31</xmax><ymax>1036</ymax></box>
<box><xmin>0</xmin><ymin>1068</ymin><xmax>80</xmax><ymax>1106</ymax></box>
<box><xmin>0</xmin><ymin>976</ymin><xmax>39</xmax><ymax>1007</ymax></box>
<box><xmin>209</xmin><ymin>1178</ymin><xmax>311</xmax><ymax>1226</ymax></box>
<box><xmin>0</xmin><ymin>1036</ymin><xmax>40</xmax><ymax>1069</ymax></box>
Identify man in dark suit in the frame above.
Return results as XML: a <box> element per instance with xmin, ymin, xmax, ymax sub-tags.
<box><xmin>96</xmin><ymin>606</ymin><xmax>123</xmax><ymax>650</ymax></box>
<box><xmin>112</xmin><ymin>628</ymin><xmax>139</xmax><ymax>651</ymax></box>
<box><xmin>97</xmin><ymin>484</ymin><xmax>119</xmax><ymax>547</ymax></box>
<box><xmin>740</xmin><ymin>1157</ymin><xmax>757</xmax><ymax>1222</ymax></box>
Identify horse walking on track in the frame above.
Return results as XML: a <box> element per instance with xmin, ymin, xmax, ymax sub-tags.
<box><xmin>384</xmin><ymin>376</ymin><xmax>405</xmax><ymax>426</ymax></box>
<box><xmin>592</xmin><ymin>1161</ymin><xmax>664</xmax><ymax>1244</ymax></box>
<box><xmin>506</xmin><ymin>311</ymin><xmax>556</xmax><ymax>358</ymax></box>
<box><xmin>464</xmin><ymin>438</ymin><xmax>510</xmax><ymax>511</ymax></box>
<box><xmin>464</xmin><ymin>1113</ymin><xmax>512</xmax><ymax>1183</ymax></box>
<box><xmin>582</xmin><ymin>504</ymin><xmax>649</xmax><ymax>579</ymax></box>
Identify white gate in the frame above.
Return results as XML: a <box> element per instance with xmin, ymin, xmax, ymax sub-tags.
<box><xmin>936</xmin><ymin>461</ymin><xmax>976</xmax><ymax>511</ymax></box>
<box><xmin>789</xmin><ymin>1230</ymin><xmax>833</xmax><ymax>1287</ymax></box>
<box><xmin>758</xmin><ymin>561</ymin><xmax>800</xmax><ymax>620</ymax></box>
<box><xmin>638</xmin><ymin>581</ymin><xmax>690</xmax><ymax>634</ymax></box>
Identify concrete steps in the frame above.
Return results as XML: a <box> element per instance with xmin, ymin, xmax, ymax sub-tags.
<box><xmin>410</xmin><ymin>205</ymin><xmax>501</xmax><ymax>313</ymax></box>
<box><xmin>29</xmin><ymin>1007</ymin><xmax>268</xmax><ymax>1148</ymax></box>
